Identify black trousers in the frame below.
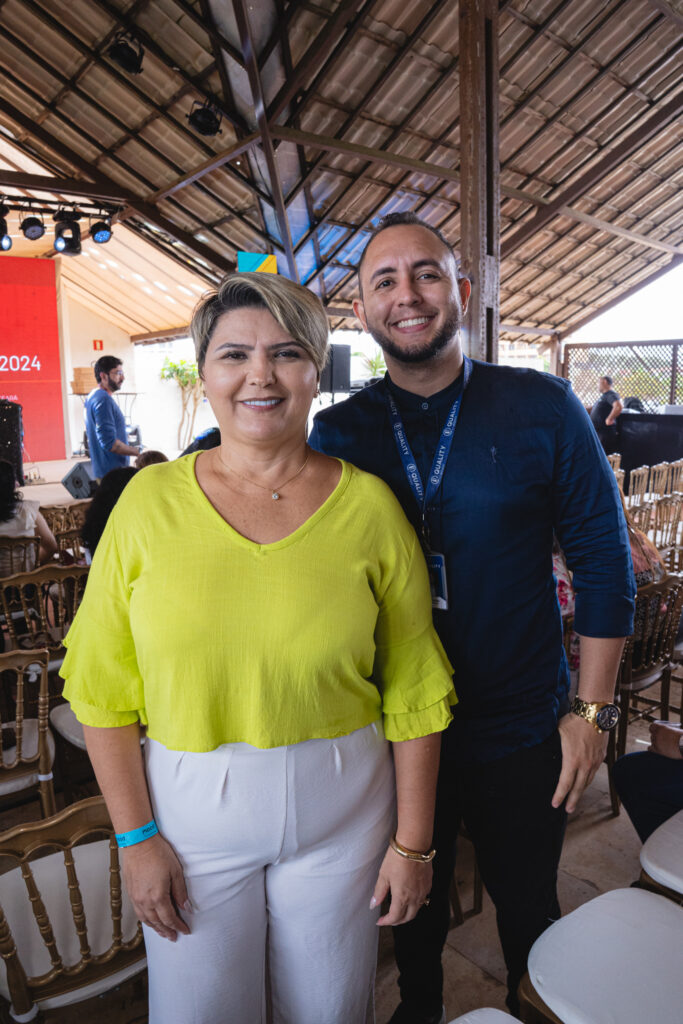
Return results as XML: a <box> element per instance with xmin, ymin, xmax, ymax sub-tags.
<box><xmin>392</xmin><ymin>731</ymin><xmax>567</xmax><ymax>1016</ymax></box>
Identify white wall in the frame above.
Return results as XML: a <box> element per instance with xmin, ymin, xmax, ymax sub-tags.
<box><xmin>132</xmin><ymin>337</ymin><xmax>217</xmax><ymax>458</ymax></box>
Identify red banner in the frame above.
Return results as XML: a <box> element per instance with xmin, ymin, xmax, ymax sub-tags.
<box><xmin>0</xmin><ymin>257</ymin><xmax>65</xmax><ymax>461</ymax></box>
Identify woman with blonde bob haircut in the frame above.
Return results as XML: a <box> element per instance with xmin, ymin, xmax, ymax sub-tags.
<box><xmin>61</xmin><ymin>271</ymin><xmax>456</xmax><ymax>1023</ymax></box>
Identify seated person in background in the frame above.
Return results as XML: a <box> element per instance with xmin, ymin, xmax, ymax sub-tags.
<box><xmin>81</xmin><ymin>467</ymin><xmax>138</xmax><ymax>560</ymax></box>
<box><xmin>136</xmin><ymin>450</ymin><xmax>168</xmax><ymax>469</ymax></box>
<box><xmin>0</xmin><ymin>460</ymin><xmax>58</xmax><ymax>575</ymax></box>
<box><xmin>613</xmin><ymin>720</ymin><xmax>683</xmax><ymax>842</ymax></box>
<box><xmin>180</xmin><ymin>426</ymin><xmax>220</xmax><ymax>455</ymax></box>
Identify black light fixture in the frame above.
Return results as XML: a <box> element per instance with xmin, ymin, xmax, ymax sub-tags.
<box><xmin>53</xmin><ymin>209</ymin><xmax>81</xmax><ymax>255</ymax></box>
<box><xmin>90</xmin><ymin>219</ymin><xmax>113</xmax><ymax>244</ymax></box>
<box><xmin>0</xmin><ymin>205</ymin><xmax>11</xmax><ymax>251</ymax></box>
<box><xmin>107</xmin><ymin>31</ymin><xmax>144</xmax><ymax>74</ymax></box>
<box><xmin>187</xmin><ymin>98</ymin><xmax>223</xmax><ymax>137</ymax></box>
<box><xmin>20</xmin><ymin>214</ymin><xmax>45</xmax><ymax>241</ymax></box>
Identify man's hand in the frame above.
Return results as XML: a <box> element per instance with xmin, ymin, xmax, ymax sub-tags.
<box><xmin>552</xmin><ymin>712</ymin><xmax>608</xmax><ymax>812</ymax></box>
<box><xmin>650</xmin><ymin>721</ymin><xmax>683</xmax><ymax>760</ymax></box>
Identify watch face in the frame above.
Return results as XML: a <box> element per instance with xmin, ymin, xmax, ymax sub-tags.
<box><xmin>596</xmin><ymin>704</ymin><xmax>620</xmax><ymax>731</ymax></box>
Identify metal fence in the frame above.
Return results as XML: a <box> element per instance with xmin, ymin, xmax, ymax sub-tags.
<box><xmin>562</xmin><ymin>340</ymin><xmax>683</xmax><ymax>412</ymax></box>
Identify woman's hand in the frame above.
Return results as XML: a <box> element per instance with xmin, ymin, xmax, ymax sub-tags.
<box><xmin>122</xmin><ymin>834</ymin><xmax>191</xmax><ymax>942</ymax></box>
<box><xmin>370</xmin><ymin>845</ymin><xmax>432</xmax><ymax>926</ymax></box>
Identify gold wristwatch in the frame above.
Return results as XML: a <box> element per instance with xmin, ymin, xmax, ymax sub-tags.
<box><xmin>570</xmin><ymin>696</ymin><xmax>620</xmax><ymax>733</ymax></box>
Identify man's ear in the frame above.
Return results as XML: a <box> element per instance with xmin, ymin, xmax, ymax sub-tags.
<box><xmin>458</xmin><ymin>277</ymin><xmax>472</xmax><ymax>313</ymax></box>
<box><xmin>352</xmin><ymin>297</ymin><xmax>368</xmax><ymax>333</ymax></box>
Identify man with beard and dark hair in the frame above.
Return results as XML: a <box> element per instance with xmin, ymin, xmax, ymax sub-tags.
<box><xmin>308</xmin><ymin>212</ymin><xmax>635</xmax><ymax>1023</ymax></box>
<box><xmin>85</xmin><ymin>356</ymin><xmax>141</xmax><ymax>479</ymax></box>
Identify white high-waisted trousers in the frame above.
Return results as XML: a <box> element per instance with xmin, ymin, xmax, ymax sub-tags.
<box><xmin>143</xmin><ymin>721</ymin><xmax>396</xmax><ymax>1024</ymax></box>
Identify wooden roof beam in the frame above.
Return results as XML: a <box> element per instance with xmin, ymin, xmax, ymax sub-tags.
<box><xmin>501</xmin><ymin>91</ymin><xmax>683</xmax><ymax>259</ymax></box>
<box><xmin>232</xmin><ymin>0</ymin><xmax>298</xmax><ymax>280</ymax></box>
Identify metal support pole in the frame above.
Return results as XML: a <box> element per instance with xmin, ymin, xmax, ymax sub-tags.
<box><xmin>459</xmin><ymin>0</ymin><xmax>500</xmax><ymax>362</ymax></box>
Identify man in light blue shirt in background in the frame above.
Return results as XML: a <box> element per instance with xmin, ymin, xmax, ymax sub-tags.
<box><xmin>84</xmin><ymin>356</ymin><xmax>140</xmax><ymax>479</ymax></box>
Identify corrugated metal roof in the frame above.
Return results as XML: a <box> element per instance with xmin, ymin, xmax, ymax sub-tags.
<box><xmin>0</xmin><ymin>0</ymin><xmax>680</xmax><ymax>341</ymax></box>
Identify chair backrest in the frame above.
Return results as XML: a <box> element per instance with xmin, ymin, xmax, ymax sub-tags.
<box><xmin>0</xmin><ymin>649</ymin><xmax>55</xmax><ymax>817</ymax></box>
<box><xmin>0</xmin><ymin>796</ymin><xmax>144</xmax><ymax>1018</ymax></box>
<box><xmin>55</xmin><ymin>528</ymin><xmax>87</xmax><ymax>566</ymax></box>
<box><xmin>622</xmin><ymin>576</ymin><xmax>683</xmax><ymax>678</ymax></box>
<box><xmin>0</xmin><ymin>537</ymin><xmax>40</xmax><ymax>578</ymax></box>
<box><xmin>626</xmin><ymin>466</ymin><xmax>650</xmax><ymax>505</ymax></box>
<box><xmin>649</xmin><ymin>462</ymin><xmax>671</xmax><ymax>497</ymax></box>
<box><xmin>0</xmin><ymin>565</ymin><xmax>89</xmax><ymax>656</ymax></box>
<box><xmin>652</xmin><ymin>495</ymin><xmax>683</xmax><ymax>551</ymax></box>
<box><xmin>38</xmin><ymin>506</ymin><xmax>72</xmax><ymax>535</ymax></box>
<box><xmin>629</xmin><ymin>500</ymin><xmax>655</xmax><ymax>535</ymax></box>
<box><xmin>613</xmin><ymin>467</ymin><xmax>625</xmax><ymax>493</ymax></box>
<box><xmin>669</xmin><ymin>459</ymin><xmax>683</xmax><ymax>496</ymax></box>
<box><xmin>607</xmin><ymin>453</ymin><xmax>622</xmax><ymax>471</ymax></box>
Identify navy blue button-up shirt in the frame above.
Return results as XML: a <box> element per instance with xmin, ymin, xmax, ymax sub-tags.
<box><xmin>309</xmin><ymin>361</ymin><xmax>635</xmax><ymax>764</ymax></box>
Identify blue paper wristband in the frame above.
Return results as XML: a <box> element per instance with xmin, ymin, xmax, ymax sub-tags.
<box><xmin>115</xmin><ymin>820</ymin><xmax>159</xmax><ymax>848</ymax></box>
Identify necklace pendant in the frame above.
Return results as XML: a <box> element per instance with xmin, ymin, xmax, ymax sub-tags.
<box><xmin>272</xmin><ymin>491</ymin><xmax>280</xmax><ymax>500</ymax></box>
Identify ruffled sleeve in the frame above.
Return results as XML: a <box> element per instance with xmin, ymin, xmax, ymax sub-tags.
<box><xmin>373</xmin><ymin>531</ymin><xmax>456</xmax><ymax>741</ymax></box>
<box><xmin>60</xmin><ymin>512</ymin><xmax>146</xmax><ymax>726</ymax></box>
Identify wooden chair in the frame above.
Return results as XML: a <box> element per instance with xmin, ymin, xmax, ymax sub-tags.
<box><xmin>626</xmin><ymin>465</ymin><xmax>649</xmax><ymax>506</ymax></box>
<box><xmin>0</xmin><ymin>649</ymin><xmax>56</xmax><ymax>818</ymax></box>
<box><xmin>615</xmin><ymin>576</ymin><xmax>683</xmax><ymax>759</ymax></box>
<box><xmin>0</xmin><ymin>795</ymin><xmax>146</xmax><ymax>1021</ymax></box>
<box><xmin>0</xmin><ymin>537</ymin><xmax>40</xmax><ymax>579</ymax></box>
<box><xmin>649</xmin><ymin>461</ymin><xmax>671</xmax><ymax>497</ymax></box>
<box><xmin>613</xmin><ymin>467</ymin><xmax>625</xmax><ymax>493</ymax></box>
<box><xmin>628</xmin><ymin>500</ymin><xmax>655</xmax><ymax>535</ymax></box>
<box><xmin>449</xmin><ymin>826</ymin><xmax>484</xmax><ymax>928</ymax></box>
<box><xmin>38</xmin><ymin>506</ymin><xmax>72</xmax><ymax>535</ymax></box>
<box><xmin>652</xmin><ymin>494</ymin><xmax>683</xmax><ymax>554</ymax></box>
<box><xmin>606</xmin><ymin>452</ymin><xmax>621</xmax><ymax>471</ymax></box>
<box><xmin>668</xmin><ymin>458</ymin><xmax>683</xmax><ymax>495</ymax></box>
<box><xmin>0</xmin><ymin>566</ymin><xmax>89</xmax><ymax>682</ymax></box>
<box><xmin>55</xmin><ymin>528</ymin><xmax>87</xmax><ymax>566</ymax></box>
<box><xmin>518</xmin><ymin>889</ymin><xmax>683</xmax><ymax>1023</ymax></box>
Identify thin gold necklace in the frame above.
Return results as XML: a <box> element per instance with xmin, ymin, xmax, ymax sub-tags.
<box><xmin>216</xmin><ymin>448</ymin><xmax>310</xmax><ymax>500</ymax></box>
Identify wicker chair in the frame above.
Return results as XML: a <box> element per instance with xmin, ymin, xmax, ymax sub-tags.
<box><xmin>0</xmin><ymin>796</ymin><xmax>146</xmax><ymax>1021</ymax></box>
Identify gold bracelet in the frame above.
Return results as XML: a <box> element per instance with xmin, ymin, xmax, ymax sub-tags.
<box><xmin>390</xmin><ymin>834</ymin><xmax>436</xmax><ymax>863</ymax></box>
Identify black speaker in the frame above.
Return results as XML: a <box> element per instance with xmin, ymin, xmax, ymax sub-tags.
<box><xmin>320</xmin><ymin>344</ymin><xmax>351</xmax><ymax>394</ymax></box>
<box><xmin>62</xmin><ymin>461</ymin><xmax>97</xmax><ymax>499</ymax></box>
<box><xmin>0</xmin><ymin>401</ymin><xmax>24</xmax><ymax>486</ymax></box>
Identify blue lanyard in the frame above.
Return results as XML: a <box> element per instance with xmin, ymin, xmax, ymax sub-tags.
<box><xmin>387</xmin><ymin>357</ymin><xmax>472</xmax><ymax>539</ymax></box>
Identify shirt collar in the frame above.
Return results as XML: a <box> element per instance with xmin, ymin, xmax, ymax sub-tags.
<box><xmin>385</xmin><ymin>369</ymin><xmax>464</xmax><ymax>413</ymax></box>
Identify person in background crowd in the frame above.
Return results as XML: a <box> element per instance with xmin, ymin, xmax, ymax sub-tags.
<box><xmin>60</xmin><ymin>272</ymin><xmax>456</xmax><ymax>1024</ymax></box>
<box><xmin>309</xmin><ymin>212</ymin><xmax>635</xmax><ymax>1022</ymax></box>
<box><xmin>590</xmin><ymin>375</ymin><xmax>623</xmax><ymax>454</ymax></box>
<box><xmin>84</xmin><ymin>356</ymin><xmax>141</xmax><ymax>479</ymax></box>
<box><xmin>136</xmin><ymin>450</ymin><xmax>168</xmax><ymax>469</ymax></box>
<box><xmin>80</xmin><ymin>467</ymin><xmax>138</xmax><ymax>560</ymax></box>
<box><xmin>613</xmin><ymin>720</ymin><xmax>683</xmax><ymax>842</ymax></box>
<box><xmin>0</xmin><ymin>459</ymin><xmax>57</xmax><ymax>576</ymax></box>
<box><xmin>180</xmin><ymin>425</ymin><xmax>221</xmax><ymax>455</ymax></box>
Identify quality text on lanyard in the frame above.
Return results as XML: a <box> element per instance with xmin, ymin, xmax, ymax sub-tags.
<box><xmin>386</xmin><ymin>356</ymin><xmax>473</xmax><ymax>610</ymax></box>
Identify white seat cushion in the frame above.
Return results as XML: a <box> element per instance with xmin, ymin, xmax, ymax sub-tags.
<box><xmin>0</xmin><ymin>722</ymin><xmax>55</xmax><ymax>796</ymax></box>
<box><xmin>0</xmin><ymin>840</ymin><xmax>145</xmax><ymax>1010</ymax></box>
<box><xmin>640</xmin><ymin>808</ymin><xmax>683</xmax><ymax>896</ymax></box>
<box><xmin>448</xmin><ymin>1012</ymin><xmax>521</xmax><ymax>1023</ymax></box>
<box><xmin>49</xmin><ymin>703</ymin><xmax>86</xmax><ymax>751</ymax></box>
<box><xmin>527</xmin><ymin>888</ymin><xmax>683</xmax><ymax>1024</ymax></box>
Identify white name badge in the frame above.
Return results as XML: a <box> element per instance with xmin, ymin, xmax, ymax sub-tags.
<box><xmin>426</xmin><ymin>551</ymin><xmax>448</xmax><ymax>610</ymax></box>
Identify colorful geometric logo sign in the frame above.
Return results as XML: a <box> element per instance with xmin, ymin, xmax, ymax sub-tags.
<box><xmin>237</xmin><ymin>252</ymin><xmax>278</xmax><ymax>274</ymax></box>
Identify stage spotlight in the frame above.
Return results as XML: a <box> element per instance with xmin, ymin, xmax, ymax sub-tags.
<box><xmin>90</xmin><ymin>220</ymin><xmax>112</xmax><ymax>244</ymax></box>
<box><xmin>108</xmin><ymin>31</ymin><xmax>144</xmax><ymax>74</ymax></box>
<box><xmin>54</xmin><ymin>210</ymin><xmax>81</xmax><ymax>256</ymax></box>
<box><xmin>187</xmin><ymin>98</ymin><xmax>222</xmax><ymax>137</ymax></box>
<box><xmin>0</xmin><ymin>205</ymin><xmax>11</xmax><ymax>251</ymax></box>
<box><xmin>20</xmin><ymin>215</ymin><xmax>45</xmax><ymax>241</ymax></box>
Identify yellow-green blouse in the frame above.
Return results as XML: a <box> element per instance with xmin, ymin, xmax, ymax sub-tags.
<box><xmin>61</xmin><ymin>454</ymin><xmax>456</xmax><ymax>751</ymax></box>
